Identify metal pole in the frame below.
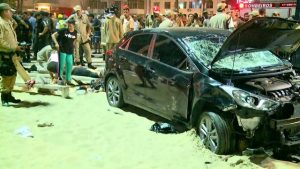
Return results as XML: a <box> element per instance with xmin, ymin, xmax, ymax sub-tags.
<box><xmin>296</xmin><ymin>0</ymin><xmax>300</xmax><ymax>20</ymax></box>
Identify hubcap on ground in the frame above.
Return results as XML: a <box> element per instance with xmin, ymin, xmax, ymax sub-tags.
<box><xmin>107</xmin><ymin>79</ymin><xmax>120</xmax><ymax>105</ymax></box>
<box><xmin>199</xmin><ymin>116</ymin><xmax>219</xmax><ymax>152</ymax></box>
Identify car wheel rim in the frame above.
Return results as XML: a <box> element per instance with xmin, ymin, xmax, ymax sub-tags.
<box><xmin>199</xmin><ymin>116</ymin><xmax>219</xmax><ymax>152</ymax></box>
<box><xmin>107</xmin><ymin>78</ymin><xmax>120</xmax><ymax>105</ymax></box>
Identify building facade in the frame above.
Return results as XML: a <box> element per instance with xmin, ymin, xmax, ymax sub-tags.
<box><xmin>22</xmin><ymin>0</ymin><xmax>83</xmax><ymax>15</ymax></box>
<box><xmin>87</xmin><ymin>0</ymin><xmax>225</xmax><ymax>15</ymax></box>
<box><xmin>237</xmin><ymin>0</ymin><xmax>297</xmax><ymax>18</ymax></box>
<box><xmin>148</xmin><ymin>0</ymin><xmax>222</xmax><ymax>15</ymax></box>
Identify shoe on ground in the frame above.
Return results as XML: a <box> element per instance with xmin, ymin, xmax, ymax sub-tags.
<box><xmin>7</xmin><ymin>92</ymin><xmax>21</xmax><ymax>103</ymax></box>
<box><xmin>88</xmin><ymin>63</ymin><xmax>97</xmax><ymax>69</ymax></box>
<box><xmin>1</xmin><ymin>93</ymin><xmax>9</xmax><ymax>106</ymax></box>
<box><xmin>58</xmin><ymin>79</ymin><xmax>65</xmax><ymax>86</ymax></box>
<box><xmin>81</xmin><ymin>62</ymin><xmax>85</xmax><ymax>66</ymax></box>
<box><xmin>66</xmin><ymin>81</ymin><xmax>75</xmax><ymax>87</ymax></box>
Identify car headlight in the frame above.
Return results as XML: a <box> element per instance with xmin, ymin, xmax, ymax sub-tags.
<box><xmin>232</xmin><ymin>90</ymin><xmax>280</xmax><ymax>111</ymax></box>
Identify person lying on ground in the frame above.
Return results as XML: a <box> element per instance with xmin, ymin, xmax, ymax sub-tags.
<box><xmin>46</xmin><ymin>51</ymin><xmax>102</xmax><ymax>84</ymax></box>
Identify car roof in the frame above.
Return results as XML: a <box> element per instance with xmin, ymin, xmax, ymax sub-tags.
<box><xmin>126</xmin><ymin>27</ymin><xmax>231</xmax><ymax>39</ymax></box>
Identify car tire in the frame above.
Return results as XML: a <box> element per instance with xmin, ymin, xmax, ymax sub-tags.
<box><xmin>106</xmin><ymin>76</ymin><xmax>124</xmax><ymax>107</ymax></box>
<box><xmin>197</xmin><ymin>111</ymin><xmax>234</xmax><ymax>154</ymax></box>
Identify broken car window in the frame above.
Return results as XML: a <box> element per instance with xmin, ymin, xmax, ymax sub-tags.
<box><xmin>183</xmin><ymin>34</ymin><xmax>227</xmax><ymax>67</ymax></box>
<box><xmin>212</xmin><ymin>51</ymin><xmax>284</xmax><ymax>71</ymax></box>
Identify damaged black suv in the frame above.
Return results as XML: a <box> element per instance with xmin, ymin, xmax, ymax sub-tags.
<box><xmin>105</xmin><ymin>17</ymin><xmax>300</xmax><ymax>154</ymax></box>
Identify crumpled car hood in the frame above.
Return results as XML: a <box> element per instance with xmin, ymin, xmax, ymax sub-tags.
<box><xmin>211</xmin><ymin>17</ymin><xmax>300</xmax><ymax>65</ymax></box>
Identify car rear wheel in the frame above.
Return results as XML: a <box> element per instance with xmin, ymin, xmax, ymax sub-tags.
<box><xmin>197</xmin><ymin>111</ymin><xmax>234</xmax><ymax>154</ymax></box>
<box><xmin>106</xmin><ymin>76</ymin><xmax>124</xmax><ymax>107</ymax></box>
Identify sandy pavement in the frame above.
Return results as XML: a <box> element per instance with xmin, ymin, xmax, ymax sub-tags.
<box><xmin>0</xmin><ymin>87</ymin><xmax>297</xmax><ymax>169</ymax></box>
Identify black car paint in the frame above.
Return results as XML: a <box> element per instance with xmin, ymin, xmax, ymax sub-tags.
<box><xmin>105</xmin><ymin>25</ymin><xmax>300</xmax><ymax>149</ymax></box>
<box><xmin>105</xmin><ymin>28</ymin><xmax>241</xmax><ymax>125</ymax></box>
<box><xmin>105</xmin><ymin>27</ymin><xmax>297</xmax><ymax>122</ymax></box>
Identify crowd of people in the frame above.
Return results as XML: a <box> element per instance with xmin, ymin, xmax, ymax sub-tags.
<box><xmin>0</xmin><ymin>1</ymin><xmax>299</xmax><ymax>106</ymax></box>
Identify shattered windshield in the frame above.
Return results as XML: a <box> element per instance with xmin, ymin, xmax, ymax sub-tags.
<box><xmin>212</xmin><ymin>51</ymin><xmax>284</xmax><ymax>72</ymax></box>
<box><xmin>183</xmin><ymin>34</ymin><xmax>227</xmax><ymax>67</ymax></box>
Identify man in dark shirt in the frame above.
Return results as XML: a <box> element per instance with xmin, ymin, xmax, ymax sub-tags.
<box><xmin>89</xmin><ymin>14</ymin><xmax>101</xmax><ymax>54</ymax></box>
<box><xmin>39</xmin><ymin>12</ymin><xmax>52</xmax><ymax>47</ymax></box>
<box><xmin>16</xmin><ymin>12</ymin><xmax>32</xmax><ymax>62</ymax></box>
<box><xmin>33</xmin><ymin>12</ymin><xmax>43</xmax><ymax>59</ymax></box>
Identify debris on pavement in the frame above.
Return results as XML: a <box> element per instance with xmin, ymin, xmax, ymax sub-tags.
<box><xmin>150</xmin><ymin>122</ymin><xmax>177</xmax><ymax>134</ymax></box>
<box><xmin>15</xmin><ymin>126</ymin><xmax>34</xmax><ymax>138</ymax></box>
<box><xmin>91</xmin><ymin>78</ymin><xmax>104</xmax><ymax>92</ymax></box>
<box><xmin>242</xmin><ymin>147</ymin><xmax>267</xmax><ymax>156</ymax></box>
<box><xmin>76</xmin><ymin>86</ymin><xmax>88</xmax><ymax>95</ymax></box>
<box><xmin>37</xmin><ymin>122</ymin><xmax>54</xmax><ymax>127</ymax></box>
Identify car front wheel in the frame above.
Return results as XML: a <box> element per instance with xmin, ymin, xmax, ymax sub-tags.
<box><xmin>197</xmin><ymin>111</ymin><xmax>234</xmax><ymax>154</ymax></box>
<box><xmin>106</xmin><ymin>76</ymin><xmax>124</xmax><ymax>107</ymax></box>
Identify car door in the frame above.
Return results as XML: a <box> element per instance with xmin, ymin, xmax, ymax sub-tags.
<box><xmin>144</xmin><ymin>34</ymin><xmax>193</xmax><ymax>120</ymax></box>
<box><xmin>118</xmin><ymin>33</ymin><xmax>155</xmax><ymax>107</ymax></box>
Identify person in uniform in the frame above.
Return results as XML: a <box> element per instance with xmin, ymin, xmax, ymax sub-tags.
<box><xmin>66</xmin><ymin>5</ymin><xmax>96</xmax><ymax>69</ymax></box>
<box><xmin>104</xmin><ymin>6</ymin><xmax>123</xmax><ymax>51</ymax></box>
<box><xmin>0</xmin><ymin>3</ymin><xmax>23</xmax><ymax>106</ymax></box>
<box><xmin>159</xmin><ymin>10</ymin><xmax>173</xmax><ymax>28</ymax></box>
<box><xmin>209</xmin><ymin>2</ymin><xmax>230</xmax><ymax>29</ymax></box>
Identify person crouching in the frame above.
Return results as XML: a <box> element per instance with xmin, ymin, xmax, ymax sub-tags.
<box><xmin>51</xmin><ymin>19</ymin><xmax>77</xmax><ymax>86</ymax></box>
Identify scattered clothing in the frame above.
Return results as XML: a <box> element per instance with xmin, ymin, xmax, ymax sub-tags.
<box><xmin>150</xmin><ymin>122</ymin><xmax>177</xmax><ymax>134</ymax></box>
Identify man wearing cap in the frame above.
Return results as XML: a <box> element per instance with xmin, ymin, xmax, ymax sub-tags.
<box><xmin>159</xmin><ymin>10</ymin><xmax>173</xmax><ymax>28</ymax></box>
<box><xmin>0</xmin><ymin>3</ymin><xmax>23</xmax><ymax>106</ymax></box>
<box><xmin>122</xmin><ymin>5</ymin><xmax>134</xmax><ymax>34</ymax></box>
<box><xmin>66</xmin><ymin>5</ymin><xmax>96</xmax><ymax>69</ymax></box>
<box><xmin>145</xmin><ymin>6</ymin><xmax>162</xmax><ymax>28</ymax></box>
<box><xmin>209</xmin><ymin>2</ymin><xmax>229</xmax><ymax>29</ymax></box>
<box><xmin>104</xmin><ymin>6</ymin><xmax>123</xmax><ymax>51</ymax></box>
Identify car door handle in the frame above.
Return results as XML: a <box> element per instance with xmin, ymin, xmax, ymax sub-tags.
<box><xmin>146</xmin><ymin>67</ymin><xmax>156</xmax><ymax>74</ymax></box>
<box><xmin>170</xmin><ymin>77</ymin><xmax>176</xmax><ymax>86</ymax></box>
<box><xmin>170</xmin><ymin>77</ymin><xmax>176</xmax><ymax>82</ymax></box>
<box><xmin>120</xmin><ymin>57</ymin><xmax>127</xmax><ymax>61</ymax></box>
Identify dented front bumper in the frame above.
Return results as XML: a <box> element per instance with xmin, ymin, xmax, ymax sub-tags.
<box><xmin>270</xmin><ymin>117</ymin><xmax>300</xmax><ymax>146</ymax></box>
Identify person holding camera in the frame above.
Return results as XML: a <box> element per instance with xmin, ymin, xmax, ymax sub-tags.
<box><xmin>0</xmin><ymin>3</ymin><xmax>24</xmax><ymax>106</ymax></box>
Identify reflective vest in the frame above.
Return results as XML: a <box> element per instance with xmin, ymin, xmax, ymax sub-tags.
<box><xmin>56</xmin><ymin>19</ymin><xmax>66</xmax><ymax>30</ymax></box>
